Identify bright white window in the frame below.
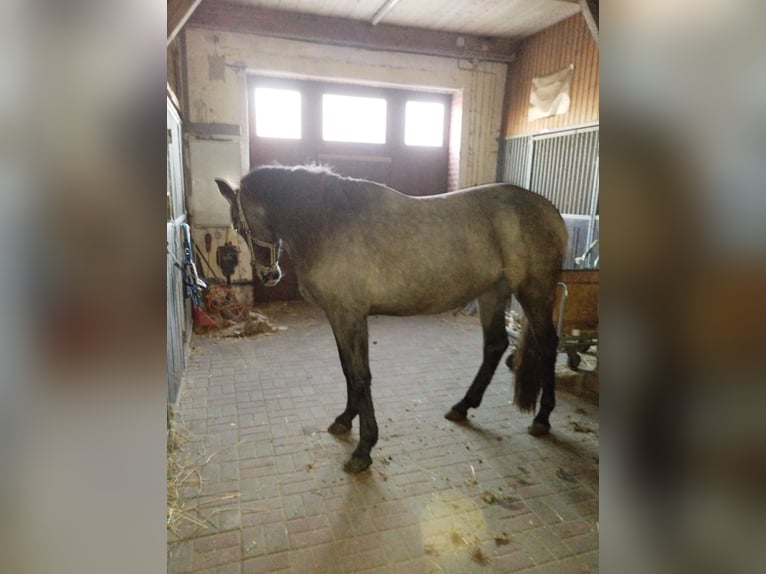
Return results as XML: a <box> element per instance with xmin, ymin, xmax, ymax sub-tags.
<box><xmin>322</xmin><ymin>94</ymin><xmax>387</xmax><ymax>144</ymax></box>
<box><xmin>405</xmin><ymin>101</ymin><xmax>445</xmax><ymax>147</ymax></box>
<box><xmin>254</xmin><ymin>88</ymin><xmax>301</xmax><ymax>139</ymax></box>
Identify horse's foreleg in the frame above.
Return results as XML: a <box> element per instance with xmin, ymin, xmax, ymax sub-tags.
<box><xmin>327</xmin><ymin>377</ymin><xmax>357</xmax><ymax>435</ymax></box>
<box><xmin>445</xmin><ymin>286</ymin><xmax>510</xmax><ymax>422</ymax></box>
<box><xmin>347</xmin><ymin>380</ymin><xmax>377</xmax><ymax>473</ymax></box>
<box><xmin>327</xmin><ymin>312</ymin><xmax>378</xmax><ymax>473</ymax></box>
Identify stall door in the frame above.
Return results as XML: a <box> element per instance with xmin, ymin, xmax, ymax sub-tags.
<box><xmin>167</xmin><ymin>99</ymin><xmax>190</xmax><ymax>404</ymax></box>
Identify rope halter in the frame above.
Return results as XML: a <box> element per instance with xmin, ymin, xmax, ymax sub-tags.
<box><xmin>234</xmin><ymin>190</ymin><xmax>281</xmax><ymax>277</ymax></box>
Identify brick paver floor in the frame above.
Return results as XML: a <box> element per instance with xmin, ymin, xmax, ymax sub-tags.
<box><xmin>169</xmin><ymin>300</ymin><xmax>599</xmax><ymax>573</ymax></box>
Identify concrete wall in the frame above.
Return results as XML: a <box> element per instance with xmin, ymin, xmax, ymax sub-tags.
<box><xmin>182</xmin><ymin>26</ymin><xmax>507</xmax><ymax>288</ymax></box>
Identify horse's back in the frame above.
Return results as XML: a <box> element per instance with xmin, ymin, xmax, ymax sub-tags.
<box><xmin>432</xmin><ymin>183</ymin><xmax>565</xmax><ymax>289</ymax></box>
<box><xmin>439</xmin><ymin>183</ymin><xmax>566</xmax><ymax>250</ymax></box>
<box><xmin>290</xmin><ymin>176</ymin><xmax>566</xmax><ymax>315</ymax></box>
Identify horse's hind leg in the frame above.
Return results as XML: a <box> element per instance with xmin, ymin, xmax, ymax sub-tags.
<box><xmin>514</xmin><ymin>280</ymin><xmax>559</xmax><ymax>436</ymax></box>
<box><xmin>326</xmin><ymin>311</ymin><xmax>378</xmax><ymax>473</ymax></box>
<box><xmin>445</xmin><ymin>282</ymin><xmax>511</xmax><ymax>422</ymax></box>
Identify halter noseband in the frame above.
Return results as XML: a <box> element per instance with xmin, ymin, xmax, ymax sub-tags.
<box><xmin>234</xmin><ymin>191</ymin><xmax>280</xmax><ymax>276</ymax></box>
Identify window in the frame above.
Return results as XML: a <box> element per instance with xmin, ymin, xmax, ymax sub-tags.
<box><xmin>254</xmin><ymin>88</ymin><xmax>301</xmax><ymax>139</ymax></box>
<box><xmin>322</xmin><ymin>94</ymin><xmax>387</xmax><ymax>144</ymax></box>
<box><xmin>405</xmin><ymin>101</ymin><xmax>445</xmax><ymax>147</ymax></box>
<box><xmin>249</xmin><ymin>75</ymin><xmax>454</xmax><ymax>196</ymax></box>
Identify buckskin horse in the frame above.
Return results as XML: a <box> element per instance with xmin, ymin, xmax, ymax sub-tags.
<box><xmin>215</xmin><ymin>165</ymin><xmax>566</xmax><ymax>473</ymax></box>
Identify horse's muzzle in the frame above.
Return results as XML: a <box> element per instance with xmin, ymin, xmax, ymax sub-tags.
<box><xmin>259</xmin><ymin>265</ymin><xmax>283</xmax><ymax>287</ymax></box>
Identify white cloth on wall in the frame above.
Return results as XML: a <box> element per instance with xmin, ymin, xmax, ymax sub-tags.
<box><xmin>528</xmin><ymin>64</ymin><xmax>574</xmax><ymax>121</ymax></box>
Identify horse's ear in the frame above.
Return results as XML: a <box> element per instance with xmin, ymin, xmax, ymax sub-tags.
<box><xmin>215</xmin><ymin>178</ymin><xmax>237</xmax><ymax>204</ymax></box>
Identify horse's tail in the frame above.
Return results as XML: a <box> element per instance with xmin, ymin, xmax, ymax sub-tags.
<box><xmin>512</xmin><ymin>318</ymin><xmax>557</xmax><ymax>412</ymax></box>
<box><xmin>512</xmin><ymin>320</ymin><xmax>539</xmax><ymax>412</ymax></box>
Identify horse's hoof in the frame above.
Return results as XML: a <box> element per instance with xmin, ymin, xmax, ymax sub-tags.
<box><xmin>328</xmin><ymin>421</ymin><xmax>352</xmax><ymax>435</ymax></box>
<box><xmin>444</xmin><ymin>408</ymin><xmax>467</xmax><ymax>422</ymax></box>
<box><xmin>528</xmin><ymin>422</ymin><xmax>551</xmax><ymax>436</ymax></box>
<box><xmin>343</xmin><ymin>455</ymin><xmax>372</xmax><ymax>474</ymax></box>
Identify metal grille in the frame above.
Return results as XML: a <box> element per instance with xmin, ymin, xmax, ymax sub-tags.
<box><xmin>497</xmin><ymin>135</ymin><xmax>530</xmax><ymax>187</ymax></box>
<box><xmin>529</xmin><ymin>128</ymin><xmax>598</xmax><ymax>215</ymax></box>
<box><xmin>499</xmin><ymin>126</ymin><xmax>598</xmax><ymax>215</ymax></box>
<box><xmin>499</xmin><ymin>125</ymin><xmax>599</xmax><ymax>269</ymax></box>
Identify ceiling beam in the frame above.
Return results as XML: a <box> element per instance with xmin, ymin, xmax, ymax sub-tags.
<box><xmin>579</xmin><ymin>0</ymin><xmax>598</xmax><ymax>47</ymax></box>
<box><xmin>168</xmin><ymin>0</ymin><xmax>204</xmax><ymax>46</ymax></box>
<box><xmin>188</xmin><ymin>2</ymin><xmax>517</xmax><ymax>63</ymax></box>
<box><xmin>371</xmin><ymin>0</ymin><xmax>403</xmax><ymax>26</ymax></box>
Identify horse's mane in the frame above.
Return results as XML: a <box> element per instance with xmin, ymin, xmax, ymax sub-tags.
<box><xmin>243</xmin><ymin>163</ymin><xmax>383</xmax><ymax>199</ymax></box>
<box><xmin>240</xmin><ymin>164</ymin><xmax>388</xmax><ymax>251</ymax></box>
<box><xmin>256</xmin><ymin>162</ymin><xmax>339</xmax><ymax>178</ymax></box>
<box><xmin>293</xmin><ymin>163</ymin><xmax>337</xmax><ymax>176</ymax></box>
<box><xmin>241</xmin><ymin>163</ymin><xmax>389</xmax><ymax>219</ymax></box>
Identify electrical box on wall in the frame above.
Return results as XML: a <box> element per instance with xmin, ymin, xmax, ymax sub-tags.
<box><xmin>216</xmin><ymin>242</ymin><xmax>239</xmax><ymax>285</ymax></box>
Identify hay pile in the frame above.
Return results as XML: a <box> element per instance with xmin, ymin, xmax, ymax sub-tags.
<box><xmin>199</xmin><ymin>285</ymin><xmax>283</xmax><ymax>337</ymax></box>
<box><xmin>217</xmin><ymin>310</ymin><xmax>280</xmax><ymax>338</ymax></box>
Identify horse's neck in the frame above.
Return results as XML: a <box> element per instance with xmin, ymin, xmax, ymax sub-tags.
<box><xmin>267</xmin><ymin>178</ymin><xmax>322</xmax><ymax>252</ymax></box>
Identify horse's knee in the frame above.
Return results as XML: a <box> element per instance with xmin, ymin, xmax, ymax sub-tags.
<box><xmin>346</xmin><ymin>372</ymin><xmax>372</xmax><ymax>394</ymax></box>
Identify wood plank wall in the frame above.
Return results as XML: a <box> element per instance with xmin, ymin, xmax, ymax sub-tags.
<box><xmin>503</xmin><ymin>15</ymin><xmax>599</xmax><ymax>136</ymax></box>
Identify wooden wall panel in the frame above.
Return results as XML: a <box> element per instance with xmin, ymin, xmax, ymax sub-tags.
<box><xmin>503</xmin><ymin>15</ymin><xmax>599</xmax><ymax>136</ymax></box>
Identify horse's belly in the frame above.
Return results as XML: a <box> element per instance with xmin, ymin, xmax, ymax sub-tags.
<box><xmin>301</xmin><ymin>246</ymin><xmax>504</xmax><ymax>316</ymax></box>
<box><xmin>369</xmin><ymin>296</ymin><xmax>471</xmax><ymax>316</ymax></box>
<box><xmin>368</xmin><ymin>273</ymin><xmax>499</xmax><ymax>316</ymax></box>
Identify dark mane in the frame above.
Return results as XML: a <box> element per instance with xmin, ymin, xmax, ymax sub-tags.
<box><xmin>294</xmin><ymin>163</ymin><xmax>338</xmax><ymax>176</ymax></box>
<box><xmin>239</xmin><ymin>164</ymin><xmax>394</xmax><ymax>251</ymax></box>
<box><xmin>244</xmin><ymin>163</ymin><xmax>338</xmax><ymax>184</ymax></box>
<box><xmin>240</xmin><ymin>164</ymin><xmax>401</xmax><ymax>212</ymax></box>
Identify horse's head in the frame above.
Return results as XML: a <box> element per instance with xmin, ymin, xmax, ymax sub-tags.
<box><xmin>215</xmin><ymin>178</ymin><xmax>283</xmax><ymax>287</ymax></box>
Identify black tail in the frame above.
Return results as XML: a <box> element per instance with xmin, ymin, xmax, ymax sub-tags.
<box><xmin>512</xmin><ymin>321</ymin><xmax>557</xmax><ymax>412</ymax></box>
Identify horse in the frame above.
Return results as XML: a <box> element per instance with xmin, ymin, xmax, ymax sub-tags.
<box><xmin>215</xmin><ymin>165</ymin><xmax>567</xmax><ymax>473</ymax></box>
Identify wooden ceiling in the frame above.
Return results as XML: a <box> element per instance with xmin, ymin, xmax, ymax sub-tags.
<box><xmin>169</xmin><ymin>0</ymin><xmax>597</xmax><ymax>61</ymax></box>
<box><xmin>221</xmin><ymin>0</ymin><xmax>581</xmax><ymax>38</ymax></box>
